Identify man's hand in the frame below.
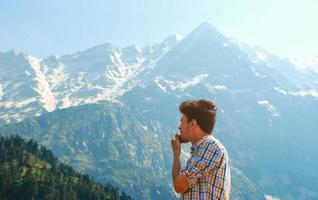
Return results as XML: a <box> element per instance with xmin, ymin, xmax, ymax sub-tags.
<box><xmin>171</xmin><ymin>134</ymin><xmax>189</xmax><ymax>193</ymax></box>
<box><xmin>171</xmin><ymin>134</ymin><xmax>181</xmax><ymax>157</ymax></box>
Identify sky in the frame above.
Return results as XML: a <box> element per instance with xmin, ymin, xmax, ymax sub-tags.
<box><xmin>0</xmin><ymin>0</ymin><xmax>318</xmax><ymax>59</ymax></box>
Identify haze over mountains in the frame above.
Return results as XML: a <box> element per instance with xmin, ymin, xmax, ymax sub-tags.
<box><xmin>1</xmin><ymin>23</ymin><xmax>318</xmax><ymax>200</ymax></box>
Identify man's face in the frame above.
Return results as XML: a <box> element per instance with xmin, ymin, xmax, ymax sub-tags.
<box><xmin>178</xmin><ymin>114</ymin><xmax>191</xmax><ymax>143</ymax></box>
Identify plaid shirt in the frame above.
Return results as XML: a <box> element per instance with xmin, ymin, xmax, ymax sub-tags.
<box><xmin>179</xmin><ymin>135</ymin><xmax>231</xmax><ymax>200</ymax></box>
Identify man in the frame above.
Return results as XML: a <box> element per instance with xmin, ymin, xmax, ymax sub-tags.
<box><xmin>171</xmin><ymin>99</ymin><xmax>230</xmax><ymax>200</ymax></box>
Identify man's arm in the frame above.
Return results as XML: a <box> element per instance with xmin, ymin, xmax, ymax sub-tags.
<box><xmin>171</xmin><ymin>135</ymin><xmax>189</xmax><ymax>193</ymax></box>
<box><xmin>172</xmin><ymin>154</ymin><xmax>189</xmax><ymax>193</ymax></box>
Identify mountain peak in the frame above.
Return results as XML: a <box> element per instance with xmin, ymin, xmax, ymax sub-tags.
<box><xmin>70</xmin><ymin>43</ymin><xmax>114</xmax><ymax>58</ymax></box>
<box><xmin>161</xmin><ymin>34</ymin><xmax>184</xmax><ymax>48</ymax></box>
<box><xmin>196</xmin><ymin>22</ymin><xmax>217</xmax><ymax>31</ymax></box>
<box><xmin>183</xmin><ymin>22</ymin><xmax>225</xmax><ymax>44</ymax></box>
<box><xmin>0</xmin><ymin>49</ymin><xmax>27</xmax><ymax>58</ymax></box>
<box><xmin>4</xmin><ymin>49</ymin><xmax>18</xmax><ymax>56</ymax></box>
<box><xmin>192</xmin><ymin>22</ymin><xmax>218</xmax><ymax>35</ymax></box>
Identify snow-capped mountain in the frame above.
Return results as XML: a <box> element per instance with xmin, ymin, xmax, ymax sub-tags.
<box><xmin>1</xmin><ymin>23</ymin><xmax>318</xmax><ymax>199</ymax></box>
<box><xmin>1</xmin><ymin>24</ymin><xmax>317</xmax><ymax>125</ymax></box>
<box><xmin>118</xmin><ymin>23</ymin><xmax>318</xmax><ymax>199</ymax></box>
<box><xmin>0</xmin><ymin>34</ymin><xmax>183</xmax><ymax>124</ymax></box>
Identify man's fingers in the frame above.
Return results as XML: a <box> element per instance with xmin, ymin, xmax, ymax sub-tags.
<box><xmin>175</xmin><ymin>134</ymin><xmax>180</xmax><ymax>140</ymax></box>
<box><xmin>171</xmin><ymin>137</ymin><xmax>178</xmax><ymax>144</ymax></box>
<box><xmin>171</xmin><ymin>134</ymin><xmax>181</xmax><ymax>147</ymax></box>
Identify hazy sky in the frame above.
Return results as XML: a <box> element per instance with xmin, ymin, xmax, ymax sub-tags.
<box><xmin>1</xmin><ymin>0</ymin><xmax>317</xmax><ymax>59</ymax></box>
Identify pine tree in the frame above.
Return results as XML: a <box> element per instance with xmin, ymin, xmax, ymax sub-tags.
<box><xmin>0</xmin><ymin>135</ymin><xmax>133</xmax><ymax>200</ymax></box>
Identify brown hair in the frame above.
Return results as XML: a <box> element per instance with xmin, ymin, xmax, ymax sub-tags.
<box><xmin>179</xmin><ymin>99</ymin><xmax>217</xmax><ymax>134</ymax></box>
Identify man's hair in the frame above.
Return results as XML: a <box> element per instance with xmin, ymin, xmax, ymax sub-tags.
<box><xmin>179</xmin><ymin>99</ymin><xmax>217</xmax><ymax>134</ymax></box>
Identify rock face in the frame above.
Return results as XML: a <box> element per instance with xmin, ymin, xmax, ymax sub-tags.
<box><xmin>1</xmin><ymin>23</ymin><xmax>318</xmax><ymax>199</ymax></box>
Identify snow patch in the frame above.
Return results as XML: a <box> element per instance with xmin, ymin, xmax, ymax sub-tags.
<box><xmin>154</xmin><ymin>77</ymin><xmax>167</xmax><ymax>93</ymax></box>
<box><xmin>127</xmin><ymin>143</ymin><xmax>137</xmax><ymax>157</ymax></box>
<box><xmin>265</xmin><ymin>195</ymin><xmax>280</xmax><ymax>200</ymax></box>
<box><xmin>0</xmin><ymin>84</ymin><xmax>3</xmax><ymax>100</ymax></box>
<box><xmin>60</xmin><ymin>97</ymin><xmax>72</xmax><ymax>109</ymax></box>
<box><xmin>0</xmin><ymin>113</ymin><xmax>11</xmax><ymax>124</ymax></box>
<box><xmin>0</xmin><ymin>101</ymin><xmax>15</xmax><ymax>109</ymax></box>
<box><xmin>290</xmin><ymin>90</ymin><xmax>318</xmax><ymax>98</ymax></box>
<box><xmin>26</xmin><ymin>55</ymin><xmax>56</xmax><ymax>112</ymax></box>
<box><xmin>22</xmin><ymin>107</ymin><xmax>34</xmax><ymax>113</ymax></box>
<box><xmin>252</xmin><ymin>52</ymin><xmax>268</xmax><ymax>63</ymax></box>
<box><xmin>171</xmin><ymin>74</ymin><xmax>208</xmax><ymax>90</ymax></box>
<box><xmin>0</xmin><ymin>113</ymin><xmax>23</xmax><ymax>124</ymax></box>
<box><xmin>257</xmin><ymin>100</ymin><xmax>280</xmax><ymax>117</ymax></box>
<box><xmin>251</xmin><ymin>67</ymin><xmax>266</xmax><ymax>78</ymax></box>
<box><xmin>15</xmin><ymin>97</ymin><xmax>37</xmax><ymax>109</ymax></box>
<box><xmin>47</xmin><ymin>63</ymin><xmax>68</xmax><ymax>90</ymax></box>
<box><xmin>0</xmin><ymin>97</ymin><xmax>36</xmax><ymax>110</ymax></box>
<box><xmin>273</xmin><ymin>86</ymin><xmax>288</xmax><ymax>95</ymax></box>
<box><xmin>24</xmin><ymin>70</ymin><xmax>31</xmax><ymax>76</ymax></box>
<box><xmin>140</xmin><ymin>123</ymin><xmax>148</xmax><ymax>131</ymax></box>
<box><xmin>175</xmin><ymin>34</ymin><xmax>185</xmax><ymax>41</ymax></box>
<box><xmin>204</xmin><ymin>83</ymin><xmax>227</xmax><ymax>93</ymax></box>
<box><xmin>154</xmin><ymin>74</ymin><xmax>208</xmax><ymax>92</ymax></box>
<box><xmin>94</xmin><ymin>52</ymin><xmax>146</xmax><ymax>101</ymax></box>
<box><xmin>214</xmin><ymin>85</ymin><xmax>227</xmax><ymax>90</ymax></box>
<box><xmin>255</xmin><ymin>52</ymin><xmax>267</xmax><ymax>61</ymax></box>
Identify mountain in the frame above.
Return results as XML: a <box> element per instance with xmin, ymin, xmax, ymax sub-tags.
<box><xmin>0</xmin><ymin>102</ymin><xmax>172</xmax><ymax>199</ymax></box>
<box><xmin>118</xmin><ymin>24</ymin><xmax>318</xmax><ymax>199</ymax></box>
<box><xmin>1</xmin><ymin>22</ymin><xmax>318</xmax><ymax>199</ymax></box>
<box><xmin>0</xmin><ymin>134</ymin><xmax>132</xmax><ymax>200</ymax></box>
<box><xmin>0</xmin><ymin>102</ymin><xmax>265</xmax><ymax>199</ymax></box>
<box><xmin>0</xmin><ymin>35</ymin><xmax>180</xmax><ymax>125</ymax></box>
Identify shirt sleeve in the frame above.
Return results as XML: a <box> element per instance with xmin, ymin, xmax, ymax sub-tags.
<box><xmin>179</xmin><ymin>141</ymin><xmax>224</xmax><ymax>188</ymax></box>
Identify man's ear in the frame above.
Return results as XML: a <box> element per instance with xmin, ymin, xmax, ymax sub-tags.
<box><xmin>190</xmin><ymin>119</ymin><xmax>197</xmax><ymax>128</ymax></box>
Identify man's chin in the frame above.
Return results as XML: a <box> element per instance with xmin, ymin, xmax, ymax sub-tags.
<box><xmin>179</xmin><ymin>136</ymin><xmax>190</xmax><ymax>143</ymax></box>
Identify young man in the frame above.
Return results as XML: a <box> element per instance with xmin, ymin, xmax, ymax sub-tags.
<box><xmin>171</xmin><ymin>99</ymin><xmax>230</xmax><ymax>200</ymax></box>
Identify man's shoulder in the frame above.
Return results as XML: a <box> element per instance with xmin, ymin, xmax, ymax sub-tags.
<box><xmin>201</xmin><ymin>136</ymin><xmax>228</xmax><ymax>156</ymax></box>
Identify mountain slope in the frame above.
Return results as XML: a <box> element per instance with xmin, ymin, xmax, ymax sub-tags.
<box><xmin>0</xmin><ymin>101</ymin><xmax>265</xmax><ymax>200</ymax></box>
<box><xmin>118</xmin><ymin>23</ymin><xmax>318</xmax><ymax>199</ymax></box>
<box><xmin>0</xmin><ymin>102</ymin><xmax>174</xmax><ymax>200</ymax></box>
<box><xmin>0</xmin><ymin>35</ymin><xmax>180</xmax><ymax>125</ymax></box>
<box><xmin>0</xmin><ymin>134</ymin><xmax>132</xmax><ymax>200</ymax></box>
